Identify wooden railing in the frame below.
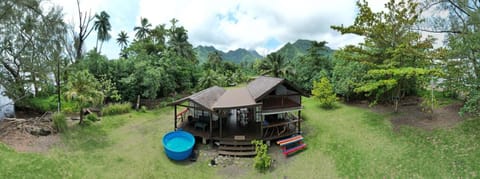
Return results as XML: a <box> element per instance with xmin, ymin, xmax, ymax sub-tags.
<box><xmin>262</xmin><ymin>119</ymin><xmax>298</xmax><ymax>138</ymax></box>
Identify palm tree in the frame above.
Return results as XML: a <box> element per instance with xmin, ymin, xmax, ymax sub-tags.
<box><xmin>93</xmin><ymin>11</ymin><xmax>111</xmax><ymax>53</ymax></box>
<box><xmin>134</xmin><ymin>17</ymin><xmax>152</xmax><ymax>40</ymax></box>
<box><xmin>116</xmin><ymin>31</ymin><xmax>129</xmax><ymax>50</ymax></box>
<box><xmin>167</xmin><ymin>19</ymin><xmax>196</xmax><ymax>62</ymax></box>
<box><xmin>207</xmin><ymin>51</ymin><xmax>222</xmax><ymax>71</ymax></box>
<box><xmin>198</xmin><ymin>70</ymin><xmax>220</xmax><ymax>89</ymax></box>
<box><xmin>65</xmin><ymin>70</ymin><xmax>104</xmax><ymax>124</ymax></box>
<box><xmin>259</xmin><ymin>53</ymin><xmax>294</xmax><ymax>78</ymax></box>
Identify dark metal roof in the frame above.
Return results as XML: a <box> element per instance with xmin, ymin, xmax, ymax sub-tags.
<box><xmin>246</xmin><ymin>76</ymin><xmax>284</xmax><ymax>100</ymax></box>
<box><xmin>213</xmin><ymin>87</ymin><xmax>259</xmax><ymax>109</ymax></box>
<box><xmin>171</xmin><ymin>86</ymin><xmax>226</xmax><ymax>110</ymax></box>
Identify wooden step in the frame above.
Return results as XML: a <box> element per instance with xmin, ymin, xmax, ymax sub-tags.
<box><xmin>219</xmin><ymin>145</ymin><xmax>255</xmax><ymax>151</ymax></box>
<box><xmin>218</xmin><ymin>150</ymin><xmax>256</xmax><ymax>157</ymax></box>
<box><xmin>219</xmin><ymin>140</ymin><xmax>252</xmax><ymax>146</ymax></box>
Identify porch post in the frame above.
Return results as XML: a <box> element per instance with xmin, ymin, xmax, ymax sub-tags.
<box><xmin>174</xmin><ymin>105</ymin><xmax>177</xmax><ymax>131</ymax></box>
<box><xmin>219</xmin><ymin>111</ymin><xmax>223</xmax><ymax>138</ymax></box>
<box><xmin>298</xmin><ymin>110</ymin><xmax>301</xmax><ymax>134</ymax></box>
<box><xmin>209</xmin><ymin>111</ymin><xmax>213</xmax><ymax>142</ymax></box>
<box><xmin>260</xmin><ymin>117</ymin><xmax>263</xmax><ymax>138</ymax></box>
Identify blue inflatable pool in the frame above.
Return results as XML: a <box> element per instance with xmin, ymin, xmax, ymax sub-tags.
<box><xmin>162</xmin><ymin>131</ymin><xmax>195</xmax><ymax>161</ymax></box>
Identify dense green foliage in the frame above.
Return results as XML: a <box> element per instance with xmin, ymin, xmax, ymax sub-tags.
<box><xmin>252</xmin><ymin>140</ymin><xmax>272</xmax><ymax>173</ymax></box>
<box><xmin>101</xmin><ymin>103</ymin><xmax>132</xmax><ymax>116</ymax></box>
<box><xmin>422</xmin><ymin>0</ymin><xmax>480</xmax><ymax>116</ymax></box>
<box><xmin>331</xmin><ymin>58</ymin><xmax>368</xmax><ymax>101</ymax></box>
<box><xmin>0</xmin><ymin>0</ymin><xmax>68</xmax><ymax>100</ymax></box>
<box><xmin>289</xmin><ymin>41</ymin><xmax>332</xmax><ymax>91</ymax></box>
<box><xmin>312</xmin><ymin>78</ymin><xmax>337</xmax><ymax>108</ymax></box>
<box><xmin>52</xmin><ymin>112</ymin><xmax>67</xmax><ymax>132</ymax></box>
<box><xmin>331</xmin><ymin>0</ymin><xmax>437</xmax><ymax>112</ymax></box>
<box><xmin>86</xmin><ymin>113</ymin><xmax>99</xmax><ymax>122</ymax></box>
<box><xmin>64</xmin><ymin>70</ymin><xmax>104</xmax><ymax>123</ymax></box>
<box><xmin>21</xmin><ymin>95</ymin><xmax>77</xmax><ymax>113</ymax></box>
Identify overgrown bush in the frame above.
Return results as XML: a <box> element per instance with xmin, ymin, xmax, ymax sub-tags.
<box><xmin>52</xmin><ymin>112</ymin><xmax>67</xmax><ymax>132</ymax></box>
<box><xmin>251</xmin><ymin>140</ymin><xmax>272</xmax><ymax>173</ymax></box>
<box><xmin>86</xmin><ymin>113</ymin><xmax>99</xmax><ymax>122</ymax></box>
<box><xmin>139</xmin><ymin>106</ymin><xmax>147</xmax><ymax>113</ymax></box>
<box><xmin>421</xmin><ymin>92</ymin><xmax>438</xmax><ymax>114</ymax></box>
<box><xmin>101</xmin><ymin>102</ymin><xmax>132</xmax><ymax>116</ymax></box>
<box><xmin>79</xmin><ymin>119</ymin><xmax>93</xmax><ymax>127</ymax></box>
<box><xmin>312</xmin><ymin>77</ymin><xmax>337</xmax><ymax>109</ymax></box>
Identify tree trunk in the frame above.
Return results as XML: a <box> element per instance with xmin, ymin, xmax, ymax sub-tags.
<box><xmin>56</xmin><ymin>57</ymin><xmax>61</xmax><ymax>112</ymax></box>
<box><xmin>95</xmin><ymin>39</ymin><xmax>99</xmax><ymax>53</ymax></box>
<box><xmin>79</xmin><ymin>107</ymin><xmax>84</xmax><ymax>124</ymax></box>
<box><xmin>99</xmin><ymin>41</ymin><xmax>104</xmax><ymax>54</ymax></box>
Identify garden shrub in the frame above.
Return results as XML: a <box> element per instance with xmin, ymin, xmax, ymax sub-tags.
<box><xmin>101</xmin><ymin>102</ymin><xmax>132</xmax><ymax>116</ymax></box>
<box><xmin>86</xmin><ymin>113</ymin><xmax>99</xmax><ymax>122</ymax></box>
<box><xmin>140</xmin><ymin>106</ymin><xmax>147</xmax><ymax>113</ymax></box>
<box><xmin>312</xmin><ymin>77</ymin><xmax>337</xmax><ymax>109</ymax></box>
<box><xmin>52</xmin><ymin>112</ymin><xmax>67</xmax><ymax>132</ymax></box>
<box><xmin>252</xmin><ymin>140</ymin><xmax>272</xmax><ymax>173</ymax></box>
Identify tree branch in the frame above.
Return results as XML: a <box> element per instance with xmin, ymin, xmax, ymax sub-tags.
<box><xmin>413</xmin><ymin>28</ymin><xmax>462</xmax><ymax>34</ymax></box>
<box><xmin>447</xmin><ymin>0</ymin><xmax>471</xmax><ymax>16</ymax></box>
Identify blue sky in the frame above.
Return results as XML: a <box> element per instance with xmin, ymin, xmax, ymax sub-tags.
<box><xmin>50</xmin><ymin>0</ymin><xmax>390</xmax><ymax>59</ymax></box>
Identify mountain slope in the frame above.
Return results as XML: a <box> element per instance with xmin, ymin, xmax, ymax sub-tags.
<box><xmin>194</xmin><ymin>46</ymin><xmax>262</xmax><ymax>63</ymax></box>
<box><xmin>275</xmin><ymin>39</ymin><xmax>334</xmax><ymax>61</ymax></box>
<box><xmin>194</xmin><ymin>39</ymin><xmax>333</xmax><ymax>64</ymax></box>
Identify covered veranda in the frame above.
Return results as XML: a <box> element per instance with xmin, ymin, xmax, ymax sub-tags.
<box><xmin>171</xmin><ymin>85</ymin><xmax>302</xmax><ymax>144</ymax></box>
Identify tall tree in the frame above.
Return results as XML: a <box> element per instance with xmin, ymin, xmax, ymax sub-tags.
<box><xmin>116</xmin><ymin>31</ymin><xmax>129</xmax><ymax>50</ymax></box>
<box><xmin>331</xmin><ymin>0</ymin><xmax>436</xmax><ymax>112</ymax></box>
<box><xmin>0</xmin><ymin>0</ymin><xmax>68</xmax><ymax>100</ymax></box>
<box><xmin>167</xmin><ymin>18</ymin><xmax>196</xmax><ymax>62</ymax></box>
<box><xmin>73</xmin><ymin>0</ymin><xmax>95</xmax><ymax>60</ymax></box>
<box><xmin>93</xmin><ymin>11</ymin><xmax>111</xmax><ymax>53</ymax></box>
<box><xmin>291</xmin><ymin>41</ymin><xmax>332</xmax><ymax>91</ymax></box>
<box><xmin>423</xmin><ymin>0</ymin><xmax>480</xmax><ymax>115</ymax></box>
<box><xmin>134</xmin><ymin>17</ymin><xmax>152</xmax><ymax>40</ymax></box>
<box><xmin>206</xmin><ymin>51</ymin><xmax>223</xmax><ymax>71</ymax></box>
<box><xmin>64</xmin><ymin>70</ymin><xmax>103</xmax><ymax>124</ymax></box>
<box><xmin>258</xmin><ymin>53</ymin><xmax>293</xmax><ymax>78</ymax></box>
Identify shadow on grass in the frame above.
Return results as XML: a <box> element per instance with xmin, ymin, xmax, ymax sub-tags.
<box><xmin>315</xmin><ymin>103</ymin><xmax>341</xmax><ymax>110</ymax></box>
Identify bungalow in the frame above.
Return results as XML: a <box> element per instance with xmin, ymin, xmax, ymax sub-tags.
<box><xmin>171</xmin><ymin>76</ymin><xmax>308</xmax><ymax>148</ymax></box>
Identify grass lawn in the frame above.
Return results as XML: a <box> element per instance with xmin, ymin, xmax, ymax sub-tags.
<box><xmin>1</xmin><ymin>98</ymin><xmax>480</xmax><ymax>178</ymax></box>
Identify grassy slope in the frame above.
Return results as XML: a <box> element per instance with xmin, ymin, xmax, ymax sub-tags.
<box><xmin>1</xmin><ymin>98</ymin><xmax>479</xmax><ymax>178</ymax></box>
<box><xmin>301</xmin><ymin>98</ymin><xmax>480</xmax><ymax>178</ymax></box>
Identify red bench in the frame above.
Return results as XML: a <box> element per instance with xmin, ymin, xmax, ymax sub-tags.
<box><xmin>276</xmin><ymin>135</ymin><xmax>306</xmax><ymax>156</ymax></box>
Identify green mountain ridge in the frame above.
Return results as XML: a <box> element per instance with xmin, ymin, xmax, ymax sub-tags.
<box><xmin>194</xmin><ymin>46</ymin><xmax>262</xmax><ymax>63</ymax></box>
<box><xmin>194</xmin><ymin>39</ymin><xmax>334</xmax><ymax>64</ymax></box>
<box><xmin>275</xmin><ymin>39</ymin><xmax>334</xmax><ymax>61</ymax></box>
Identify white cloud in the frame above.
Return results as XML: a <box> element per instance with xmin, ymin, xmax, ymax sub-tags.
<box><xmin>50</xmin><ymin>0</ymin><xmax>393</xmax><ymax>58</ymax></box>
<box><xmin>137</xmin><ymin>0</ymin><xmax>383</xmax><ymax>52</ymax></box>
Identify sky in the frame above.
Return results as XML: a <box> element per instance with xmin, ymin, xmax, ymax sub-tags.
<box><xmin>45</xmin><ymin>0</ymin><xmax>390</xmax><ymax>59</ymax></box>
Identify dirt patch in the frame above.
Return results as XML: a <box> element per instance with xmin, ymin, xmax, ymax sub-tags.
<box><xmin>0</xmin><ymin>113</ymin><xmax>61</xmax><ymax>153</ymax></box>
<box><xmin>390</xmin><ymin>102</ymin><xmax>463</xmax><ymax>131</ymax></box>
<box><xmin>0</xmin><ymin>132</ymin><xmax>60</xmax><ymax>153</ymax></box>
<box><xmin>348</xmin><ymin>98</ymin><xmax>464</xmax><ymax>131</ymax></box>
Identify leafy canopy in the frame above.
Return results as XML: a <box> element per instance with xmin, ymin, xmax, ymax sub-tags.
<box><xmin>312</xmin><ymin>77</ymin><xmax>337</xmax><ymax>109</ymax></box>
<box><xmin>331</xmin><ymin>0</ymin><xmax>438</xmax><ymax>108</ymax></box>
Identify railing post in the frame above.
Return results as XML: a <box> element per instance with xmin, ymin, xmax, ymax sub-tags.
<box><xmin>174</xmin><ymin>105</ymin><xmax>177</xmax><ymax>131</ymax></box>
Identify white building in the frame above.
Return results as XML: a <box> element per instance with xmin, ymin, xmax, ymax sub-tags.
<box><xmin>0</xmin><ymin>86</ymin><xmax>15</xmax><ymax>120</ymax></box>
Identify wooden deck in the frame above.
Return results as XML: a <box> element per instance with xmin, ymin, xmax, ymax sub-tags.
<box><xmin>178</xmin><ymin>117</ymin><xmax>299</xmax><ymax>142</ymax></box>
